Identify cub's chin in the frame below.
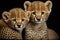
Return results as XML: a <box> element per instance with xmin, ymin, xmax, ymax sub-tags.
<box><xmin>35</xmin><ymin>21</ymin><xmax>41</xmax><ymax>23</ymax></box>
<box><xmin>34</xmin><ymin>20</ymin><xmax>45</xmax><ymax>24</ymax></box>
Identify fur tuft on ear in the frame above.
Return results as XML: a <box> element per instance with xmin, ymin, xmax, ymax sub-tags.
<box><xmin>2</xmin><ymin>11</ymin><xmax>9</xmax><ymax>20</ymax></box>
<box><xmin>24</xmin><ymin>1</ymin><xmax>31</xmax><ymax>11</ymax></box>
<box><xmin>45</xmin><ymin>1</ymin><xmax>52</xmax><ymax>12</ymax></box>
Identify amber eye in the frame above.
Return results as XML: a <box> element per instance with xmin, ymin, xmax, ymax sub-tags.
<box><xmin>22</xmin><ymin>19</ymin><xmax>24</xmax><ymax>21</ymax></box>
<box><xmin>32</xmin><ymin>12</ymin><xmax>35</xmax><ymax>15</ymax></box>
<box><xmin>41</xmin><ymin>12</ymin><xmax>44</xmax><ymax>15</ymax></box>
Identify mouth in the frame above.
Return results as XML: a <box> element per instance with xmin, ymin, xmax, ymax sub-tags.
<box><xmin>35</xmin><ymin>21</ymin><xmax>41</xmax><ymax>23</ymax></box>
<box><xmin>14</xmin><ymin>24</ymin><xmax>25</xmax><ymax>31</ymax></box>
<box><xmin>15</xmin><ymin>24</ymin><xmax>22</xmax><ymax>28</ymax></box>
<box><xmin>34</xmin><ymin>18</ymin><xmax>41</xmax><ymax>23</ymax></box>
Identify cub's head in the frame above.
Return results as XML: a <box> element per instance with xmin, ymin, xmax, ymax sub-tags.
<box><xmin>2</xmin><ymin>8</ymin><xmax>31</xmax><ymax>31</ymax></box>
<box><xmin>24</xmin><ymin>1</ymin><xmax>52</xmax><ymax>23</ymax></box>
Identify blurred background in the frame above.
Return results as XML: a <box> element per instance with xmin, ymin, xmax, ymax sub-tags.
<box><xmin>0</xmin><ymin>0</ymin><xmax>60</xmax><ymax>38</ymax></box>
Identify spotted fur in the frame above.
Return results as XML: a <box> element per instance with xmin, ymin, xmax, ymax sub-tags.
<box><xmin>24</xmin><ymin>0</ymin><xmax>52</xmax><ymax>40</ymax></box>
<box><xmin>0</xmin><ymin>8</ymin><xmax>31</xmax><ymax>39</ymax></box>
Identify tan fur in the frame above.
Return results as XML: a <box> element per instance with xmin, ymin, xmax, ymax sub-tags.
<box><xmin>24</xmin><ymin>1</ymin><xmax>52</xmax><ymax>23</ymax></box>
<box><xmin>0</xmin><ymin>8</ymin><xmax>31</xmax><ymax>39</ymax></box>
<box><xmin>24</xmin><ymin>22</ymin><xmax>48</xmax><ymax>40</ymax></box>
<box><xmin>48</xmin><ymin>29</ymin><xmax>59</xmax><ymax>40</ymax></box>
<box><xmin>0</xmin><ymin>19</ymin><xmax>22</xmax><ymax>39</ymax></box>
<box><xmin>24</xmin><ymin>1</ymin><xmax>59</xmax><ymax>40</ymax></box>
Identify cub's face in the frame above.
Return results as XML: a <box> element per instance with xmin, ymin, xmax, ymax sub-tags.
<box><xmin>24</xmin><ymin>1</ymin><xmax>52</xmax><ymax>23</ymax></box>
<box><xmin>2</xmin><ymin>8</ymin><xmax>31</xmax><ymax>31</ymax></box>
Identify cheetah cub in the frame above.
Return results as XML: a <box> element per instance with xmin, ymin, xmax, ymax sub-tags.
<box><xmin>24</xmin><ymin>0</ymin><xmax>52</xmax><ymax>40</ymax></box>
<box><xmin>0</xmin><ymin>8</ymin><xmax>31</xmax><ymax>39</ymax></box>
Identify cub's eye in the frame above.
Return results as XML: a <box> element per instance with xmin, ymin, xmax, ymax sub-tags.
<box><xmin>41</xmin><ymin>12</ymin><xmax>44</xmax><ymax>15</ymax></box>
<box><xmin>12</xmin><ymin>18</ymin><xmax>16</xmax><ymax>21</ymax></box>
<box><xmin>22</xmin><ymin>19</ymin><xmax>24</xmax><ymax>21</ymax></box>
<box><xmin>32</xmin><ymin>12</ymin><xmax>35</xmax><ymax>15</ymax></box>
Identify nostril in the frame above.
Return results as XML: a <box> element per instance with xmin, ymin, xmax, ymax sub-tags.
<box><xmin>37</xmin><ymin>19</ymin><xmax>40</xmax><ymax>21</ymax></box>
<box><xmin>17</xmin><ymin>25</ymin><xmax>21</xmax><ymax>28</ymax></box>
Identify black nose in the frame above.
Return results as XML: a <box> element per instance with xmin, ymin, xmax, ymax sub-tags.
<box><xmin>17</xmin><ymin>25</ymin><xmax>21</xmax><ymax>28</ymax></box>
<box><xmin>37</xmin><ymin>19</ymin><xmax>40</xmax><ymax>21</ymax></box>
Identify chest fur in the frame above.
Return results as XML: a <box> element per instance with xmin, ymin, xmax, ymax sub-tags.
<box><xmin>25</xmin><ymin>22</ymin><xmax>48</xmax><ymax>39</ymax></box>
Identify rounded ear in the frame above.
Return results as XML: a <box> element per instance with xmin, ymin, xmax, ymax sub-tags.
<box><xmin>2</xmin><ymin>11</ymin><xmax>9</xmax><ymax>20</ymax></box>
<box><xmin>24</xmin><ymin>1</ymin><xmax>31</xmax><ymax>11</ymax></box>
<box><xmin>45</xmin><ymin>1</ymin><xmax>52</xmax><ymax>12</ymax></box>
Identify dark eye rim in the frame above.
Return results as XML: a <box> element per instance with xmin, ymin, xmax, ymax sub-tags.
<box><xmin>42</xmin><ymin>12</ymin><xmax>44</xmax><ymax>15</ymax></box>
<box><xmin>32</xmin><ymin>12</ymin><xmax>35</xmax><ymax>15</ymax></box>
<box><xmin>22</xmin><ymin>19</ymin><xmax>24</xmax><ymax>21</ymax></box>
<box><xmin>12</xmin><ymin>18</ymin><xmax>16</xmax><ymax>21</ymax></box>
